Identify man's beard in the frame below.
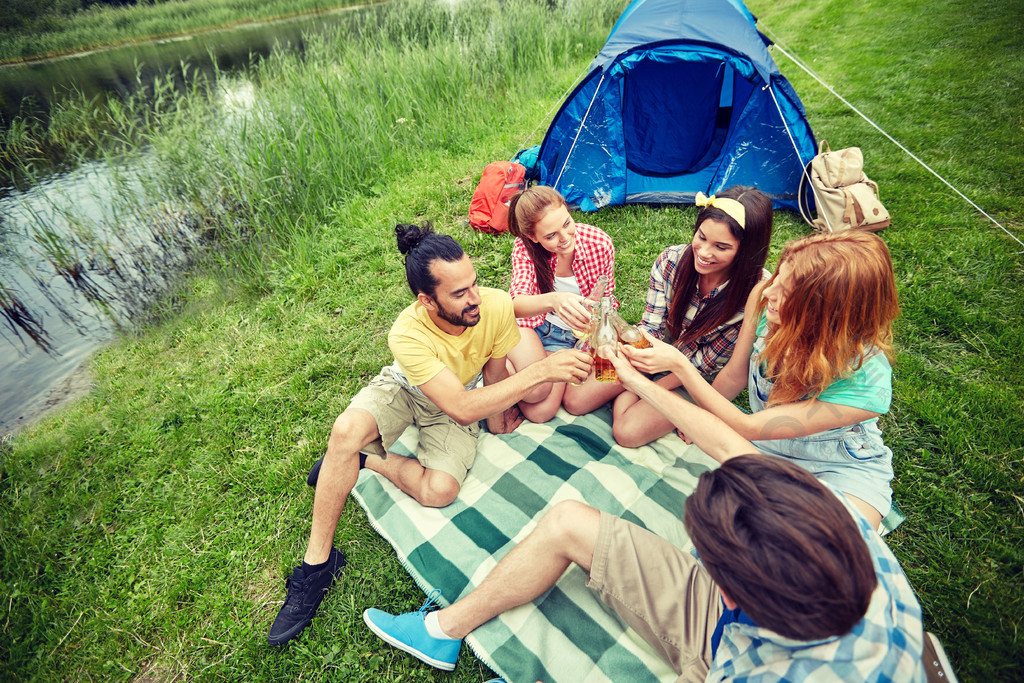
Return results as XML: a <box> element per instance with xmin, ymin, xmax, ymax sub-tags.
<box><xmin>436</xmin><ymin>300</ymin><xmax>481</xmax><ymax>327</ymax></box>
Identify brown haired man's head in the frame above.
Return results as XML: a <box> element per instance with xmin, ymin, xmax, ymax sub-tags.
<box><xmin>684</xmin><ymin>455</ymin><xmax>877</xmax><ymax>641</ymax></box>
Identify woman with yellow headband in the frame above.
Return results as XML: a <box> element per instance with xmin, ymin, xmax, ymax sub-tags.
<box><xmin>564</xmin><ymin>186</ymin><xmax>773</xmax><ymax>447</ymax></box>
<box><xmin>618</xmin><ymin>231</ymin><xmax>899</xmax><ymax>529</ymax></box>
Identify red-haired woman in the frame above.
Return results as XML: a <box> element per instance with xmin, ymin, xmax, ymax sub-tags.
<box><xmin>505</xmin><ymin>185</ymin><xmax>615</xmax><ymax>423</ymax></box>
<box><xmin>622</xmin><ymin>231</ymin><xmax>900</xmax><ymax>528</ymax></box>
<box><xmin>564</xmin><ymin>186</ymin><xmax>773</xmax><ymax>447</ymax></box>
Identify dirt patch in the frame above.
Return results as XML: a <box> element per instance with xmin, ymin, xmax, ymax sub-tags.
<box><xmin>3</xmin><ymin>362</ymin><xmax>95</xmax><ymax>437</ymax></box>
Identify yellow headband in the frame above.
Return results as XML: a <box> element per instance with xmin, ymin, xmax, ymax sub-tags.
<box><xmin>695</xmin><ymin>191</ymin><xmax>746</xmax><ymax>229</ymax></box>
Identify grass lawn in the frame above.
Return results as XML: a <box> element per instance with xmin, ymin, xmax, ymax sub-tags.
<box><xmin>1</xmin><ymin>0</ymin><xmax>1022</xmax><ymax>681</ymax></box>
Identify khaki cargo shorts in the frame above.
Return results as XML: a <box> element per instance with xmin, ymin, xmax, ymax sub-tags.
<box><xmin>587</xmin><ymin>512</ymin><xmax>724</xmax><ymax>683</ymax></box>
<box><xmin>349</xmin><ymin>366</ymin><xmax>479</xmax><ymax>484</ymax></box>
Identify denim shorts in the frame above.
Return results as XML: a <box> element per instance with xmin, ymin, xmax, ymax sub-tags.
<box><xmin>751</xmin><ymin>419</ymin><xmax>893</xmax><ymax>517</ymax></box>
<box><xmin>535</xmin><ymin>319</ymin><xmax>578</xmax><ymax>352</ymax></box>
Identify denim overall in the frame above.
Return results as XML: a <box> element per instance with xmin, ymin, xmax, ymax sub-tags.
<box><xmin>747</xmin><ymin>337</ymin><xmax>894</xmax><ymax>517</ymax></box>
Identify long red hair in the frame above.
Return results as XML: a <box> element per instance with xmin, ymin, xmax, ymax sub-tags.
<box><xmin>757</xmin><ymin>232</ymin><xmax>899</xmax><ymax>406</ymax></box>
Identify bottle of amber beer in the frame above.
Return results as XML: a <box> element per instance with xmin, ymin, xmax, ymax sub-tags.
<box><xmin>609</xmin><ymin>309</ymin><xmax>652</xmax><ymax>349</ymax></box>
<box><xmin>571</xmin><ymin>274</ymin><xmax>609</xmax><ymax>339</ymax></box>
<box><xmin>569</xmin><ymin>305</ymin><xmax>600</xmax><ymax>387</ymax></box>
<box><xmin>593</xmin><ymin>298</ymin><xmax>618</xmax><ymax>383</ymax></box>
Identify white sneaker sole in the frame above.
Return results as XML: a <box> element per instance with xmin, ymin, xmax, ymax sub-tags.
<box><xmin>925</xmin><ymin>631</ymin><xmax>958</xmax><ymax>682</ymax></box>
<box><xmin>362</xmin><ymin>610</ymin><xmax>457</xmax><ymax>671</ymax></box>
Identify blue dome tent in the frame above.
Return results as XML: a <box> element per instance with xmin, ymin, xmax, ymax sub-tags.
<box><xmin>535</xmin><ymin>0</ymin><xmax>816</xmax><ymax>211</ymax></box>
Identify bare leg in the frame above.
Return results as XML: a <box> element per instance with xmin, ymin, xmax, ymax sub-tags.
<box><xmin>844</xmin><ymin>493</ymin><xmax>883</xmax><ymax>531</ymax></box>
<box><xmin>435</xmin><ymin>501</ymin><xmax>601</xmax><ymax>639</ymax></box>
<box><xmin>304</xmin><ymin>408</ymin><xmax>381</xmax><ymax>564</ymax></box>
<box><xmin>520</xmin><ymin>381</ymin><xmax>567</xmax><ymax>423</ymax></box>
<box><xmin>611</xmin><ymin>394</ymin><xmax>677</xmax><ymax>447</ymax></box>
<box><xmin>506</xmin><ymin>327</ymin><xmax>563</xmax><ymax>423</ymax></box>
<box><xmin>366</xmin><ymin>454</ymin><xmax>461</xmax><ymax>508</ymax></box>
<box><xmin>562</xmin><ymin>372</ymin><xmax>624</xmax><ymax>415</ymax></box>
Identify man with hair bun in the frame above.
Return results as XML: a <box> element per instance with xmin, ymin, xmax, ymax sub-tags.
<box><xmin>268</xmin><ymin>223</ymin><xmax>593</xmax><ymax>646</ymax></box>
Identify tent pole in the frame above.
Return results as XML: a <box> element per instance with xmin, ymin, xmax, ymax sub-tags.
<box><xmin>554</xmin><ymin>71</ymin><xmax>607</xmax><ymax>191</ymax></box>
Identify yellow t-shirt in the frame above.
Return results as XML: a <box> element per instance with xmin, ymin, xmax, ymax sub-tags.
<box><xmin>388</xmin><ymin>287</ymin><xmax>520</xmax><ymax>388</ymax></box>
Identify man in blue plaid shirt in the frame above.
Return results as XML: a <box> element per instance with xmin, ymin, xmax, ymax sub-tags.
<box><xmin>364</xmin><ymin>348</ymin><xmax>927</xmax><ymax>681</ymax></box>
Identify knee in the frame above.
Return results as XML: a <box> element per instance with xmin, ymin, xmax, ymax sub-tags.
<box><xmin>329</xmin><ymin>411</ymin><xmax>373</xmax><ymax>455</ymax></box>
<box><xmin>538</xmin><ymin>500</ymin><xmax>592</xmax><ymax>544</ymax></box>
<box><xmin>419</xmin><ymin>475</ymin><xmax>461</xmax><ymax>508</ymax></box>
<box><xmin>612</xmin><ymin>419</ymin><xmax>646</xmax><ymax>448</ymax></box>
<box><xmin>562</xmin><ymin>389</ymin><xmax>589</xmax><ymax>416</ymax></box>
<box><xmin>522</xmin><ymin>383</ymin><xmax>552</xmax><ymax>405</ymax></box>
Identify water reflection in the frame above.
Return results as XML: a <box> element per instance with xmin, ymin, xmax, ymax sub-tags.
<box><xmin>0</xmin><ymin>6</ymin><xmax>368</xmax><ymax>129</ymax></box>
<box><xmin>0</xmin><ymin>4</ymin><xmax>401</xmax><ymax>435</ymax></box>
<box><xmin>0</xmin><ymin>16</ymin><xmax>302</xmax><ymax>434</ymax></box>
<box><xmin>0</xmin><ymin>150</ymin><xmax>207</xmax><ymax>432</ymax></box>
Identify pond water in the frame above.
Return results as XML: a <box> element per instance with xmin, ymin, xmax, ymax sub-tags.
<box><xmin>0</xmin><ymin>6</ymin><xmax>373</xmax><ymax>435</ymax></box>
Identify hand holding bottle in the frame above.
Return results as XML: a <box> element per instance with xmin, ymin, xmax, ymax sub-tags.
<box><xmin>550</xmin><ymin>291</ymin><xmax>592</xmax><ymax>332</ymax></box>
<box><xmin>570</xmin><ymin>274</ymin><xmax>609</xmax><ymax>338</ymax></box>
<box><xmin>595</xmin><ymin>342</ymin><xmax>643</xmax><ymax>390</ymax></box>
<box><xmin>619</xmin><ymin>329</ymin><xmax>682</xmax><ymax>375</ymax></box>
<box><xmin>542</xmin><ymin>348</ymin><xmax>594</xmax><ymax>386</ymax></box>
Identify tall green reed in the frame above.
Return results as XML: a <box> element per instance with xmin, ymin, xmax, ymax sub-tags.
<box><xmin>142</xmin><ymin>0</ymin><xmax>624</xmax><ymax>288</ymax></box>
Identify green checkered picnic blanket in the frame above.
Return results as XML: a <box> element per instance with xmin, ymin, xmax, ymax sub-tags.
<box><xmin>351</xmin><ymin>405</ymin><xmax>719</xmax><ymax>682</ymax></box>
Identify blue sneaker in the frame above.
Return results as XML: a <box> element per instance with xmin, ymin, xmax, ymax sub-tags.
<box><xmin>363</xmin><ymin>589</ymin><xmax>461</xmax><ymax>671</ymax></box>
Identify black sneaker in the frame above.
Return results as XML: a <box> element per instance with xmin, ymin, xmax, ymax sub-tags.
<box><xmin>307</xmin><ymin>453</ymin><xmax>367</xmax><ymax>488</ymax></box>
<box><xmin>267</xmin><ymin>547</ymin><xmax>346</xmax><ymax>646</ymax></box>
<box><xmin>307</xmin><ymin>456</ymin><xmax>325</xmax><ymax>488</ymax></box>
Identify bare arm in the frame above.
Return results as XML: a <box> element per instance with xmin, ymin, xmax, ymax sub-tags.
<box><xmin>512</xmin><ymin>292</ymin><xmax>592</xmax><ymax>331</ymax></box>
<box><xmin>622</xmin><ymin>336</ymin><xmax>879</xmax><ymax>442</ymax></box>
<box><xmin>418</xmin><ymin>349</ymin><xmax>592</xmax><ymax>426</ymax></box>
<box><xmin>603</xmin><ymin>346</ymin><xmax>753</xmax><ymax>462</ymax></box>
<box><xmin>711</xmin><ymin>282</ymin><xmax>767</xmax><ymax>400</ymax></box>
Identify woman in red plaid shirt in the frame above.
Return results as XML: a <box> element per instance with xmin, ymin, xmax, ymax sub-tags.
<box><xmin>504</xmin><ymin>186</ymin><xmax>617</xmax><ymax>423</ymax></box>
<box><xmin>564</xmin><ymin>186</ymin><xmax>773</xmax><ymax>447</ymax></box>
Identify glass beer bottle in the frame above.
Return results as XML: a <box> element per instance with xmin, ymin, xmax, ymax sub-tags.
<box><xmin>593</xmin><ymin>298</ymin><xmax>618</xmax><ymax>383</ymax></box>
<box><xmin>609</xmin><ymin>309</ymin><xmax>651</xmax><ymax>349</ymax></box>
<box><xmin>572</xmin><ymin>274</ymin><xmax>609</xmax><ymax>339</ymax></box>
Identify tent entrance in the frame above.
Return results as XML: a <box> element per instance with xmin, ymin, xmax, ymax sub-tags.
<box><xmin>621</xmin><ymin>59</ymin><xmax>754</xmax><ymax>177</ymax></box>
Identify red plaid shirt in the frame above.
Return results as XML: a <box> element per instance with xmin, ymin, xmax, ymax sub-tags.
<box><xmin>640</xmin><ymin>244</ymin><xmax>768</xmax><ymax>376</ymax></box>
<box><xmin>509</xmin><ymin>223</ymin><xmax>616</xmax><ymax>329</ymax></box>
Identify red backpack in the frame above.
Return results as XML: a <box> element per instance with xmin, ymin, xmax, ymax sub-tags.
<box><xmin>468</xmin><ymin>161</ymin><xmax>526</xmax><ymax>234</ymax></box>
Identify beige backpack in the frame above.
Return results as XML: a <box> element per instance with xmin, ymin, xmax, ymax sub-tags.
<box><xmin>798</xmin><ymin>141</ymin><xmax>891</xmax><ymax>233</ymax></box>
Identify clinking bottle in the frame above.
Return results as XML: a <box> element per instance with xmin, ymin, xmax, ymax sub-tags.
<box><xmin>609</xmin><ymin>309</ymin><xmax>651</xmax><ymax>349</ymax></box>
<box><xmin>572</xmin><ymin>274</ymin><xmax>609</xmax><ymax>339</ymax></box>
<box><xmin>592</xmin><ymin>298</ymin><xmax>618</xmax><ymax>383</ymax></box>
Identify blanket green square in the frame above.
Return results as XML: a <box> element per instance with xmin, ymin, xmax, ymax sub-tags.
<box><xmin>352</xmin><ymin>406</ymin><xmax>719</xmax><ymax>682</ymax></box>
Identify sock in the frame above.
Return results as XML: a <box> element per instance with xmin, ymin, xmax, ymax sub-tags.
<box><xmin>423</xmin><ymin>611</ymin><xmax>458</xmax><ymax>640</ymax></box>
<box><xmin>301</xmin><ymin>558</ymin><xmax>328</xmax><ymax>573</ymax></box>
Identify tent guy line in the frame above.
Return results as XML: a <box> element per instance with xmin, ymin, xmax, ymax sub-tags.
<box><xmin>761</xmin><ymin>25</ymin><xmax>1024</xmax><ymax>252</ymax></box>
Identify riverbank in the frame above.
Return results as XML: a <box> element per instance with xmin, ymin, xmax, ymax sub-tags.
<box><xmin>1</xmin><ymin>0</ymin><xmax>1021</xmax><ymax>680</ymax></box>
<box><xmin>0</xmin><ymin>0</ymin><xmax>372</xmax><ymax>64</ymax></box>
